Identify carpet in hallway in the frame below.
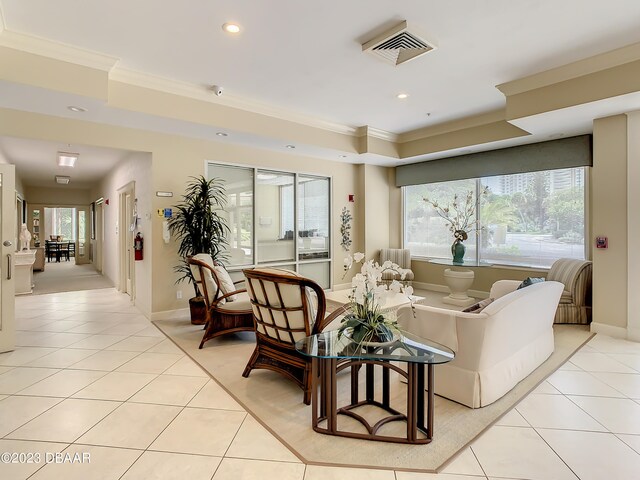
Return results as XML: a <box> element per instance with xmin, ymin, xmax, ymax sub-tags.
<box><xmin>32</xmin><ymin>261</ymin><xmax>113</xmax><ymax>294</ymax></box>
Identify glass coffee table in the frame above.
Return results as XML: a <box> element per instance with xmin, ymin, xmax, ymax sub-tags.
<box><xmin>295</xmin><ymin>330</ymin><xmax>454</xmax><ymax>444</ymax></box>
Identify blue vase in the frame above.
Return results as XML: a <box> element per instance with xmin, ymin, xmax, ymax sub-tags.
<box><xmin>452</xmin><ymin>239</ymin><xmax>466</xmax><ymax>264</ymax></box>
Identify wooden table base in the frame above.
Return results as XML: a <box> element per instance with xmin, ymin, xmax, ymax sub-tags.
<box><xmin>310</xmin><ymin>357</ymin><xmax>434</xmax><ymax>444</ymax></box>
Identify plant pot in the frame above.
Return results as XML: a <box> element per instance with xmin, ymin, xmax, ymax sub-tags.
<box><xmin>189</xmin><ymin>296</ymin><xmax>207</xmax><ymax>325</ymax></box>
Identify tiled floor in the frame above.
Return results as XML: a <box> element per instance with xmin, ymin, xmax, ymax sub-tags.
<box><xmin>2</xmin><ymin>288</ymin><xmax>640</xmax><ymax>479</ymax></box>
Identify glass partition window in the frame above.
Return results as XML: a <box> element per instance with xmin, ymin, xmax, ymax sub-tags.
<box><xmin>44</xmin><ymin>207</ymin><xmax>77</xmax><ymax>241</ymax></box>
<box><xmin>403</xmin><ymin>167</ymin><xmax>586</xmax><ymax>268</ymax></box>
<box><xmin>208</xmin><ymin>163</ymin><xmax>331</xmax><ymax>287</ymax></box>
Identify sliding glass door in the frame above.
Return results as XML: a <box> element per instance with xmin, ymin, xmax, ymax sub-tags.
<box><xmin>208</xmin><ymin>163</ymin><xmax>332</xmax><ymax>288</ymax></box>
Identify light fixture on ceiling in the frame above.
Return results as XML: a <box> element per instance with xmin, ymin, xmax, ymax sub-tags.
<box><xmin>285</xmin><ymin>145</ymin><xmax>296</xmax><ymax>149</ymax></box>
<box><xmin>67</xmin><ymin>106</ymin><xmax>87</xmax><ymax>113</ymax></box>
<box><xmin>57</xmin><ymin>151</ymin><xmax>78</xmax><ymax>167</ymax></box>
<box><xmin>222</xmin><ymin>23</ymin><xmax>241</xmax><ymax>34</ymax></box>
<box><xmin>216</xmin><ymin>132</ymin><xmax>228</xmax><ymax>137</ymax></box>
<box><xmin>55</xmin><ymin>175</ymin><xmax>70</xmax><ymax>185</ymax></box>
<box><xmin>257</xmin><ymin>173</ymin><xmax>277</xmax><ymax>181</ymax></box>
<box><xmin>396</xmin><ymin>93</ymin><xmax>409</xmax><ymax>100</ymax></box>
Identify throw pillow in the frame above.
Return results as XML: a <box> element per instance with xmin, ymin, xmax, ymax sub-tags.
<box><xmin>516</xmin><ymin>277</ymin><xmax>545</xmax><ymax>290</ymax></box>
<box><xmin>213</xmin><ymin>265</ymin><xmax>239</xmax><ymax>302</ymax></box>
<box><xmin>462</xmin><ymin>297</ymin><xmax>494</xmax><ymax>313</ymax></box>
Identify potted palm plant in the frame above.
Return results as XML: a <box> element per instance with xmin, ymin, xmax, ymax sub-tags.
<box><xmin>169</xmin><ymin>176</ymin><xmax>229</xmax><ymax>324</ymax></box>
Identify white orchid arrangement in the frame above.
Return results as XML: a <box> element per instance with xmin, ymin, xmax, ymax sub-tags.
<box><xmin>339</xmin><ymin>252</ymin><xmax>414</xmax><ymax>344</ymax></box>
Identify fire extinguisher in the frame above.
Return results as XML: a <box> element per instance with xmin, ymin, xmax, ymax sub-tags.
<box><xmin>134</xmin><ymin>232</ymin><xmax>143</xmax><ymax>261</ymax></box>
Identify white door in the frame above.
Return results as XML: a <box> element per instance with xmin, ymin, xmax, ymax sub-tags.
<box><xmin>75</xmin><ymin>206</ymin><xmax>90</xmax><ymax>265</ymax></box>
<box><xmin>124</xmin><ymin>193</ymin><xmax>133</xmax><ymax>294</ymax></box>
<box><xmin>0</xmin><ymin>165</ymin><xmax>16</xmax><ymax>353</ymax></box>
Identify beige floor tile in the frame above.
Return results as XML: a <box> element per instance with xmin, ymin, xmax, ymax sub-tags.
<box><xmin>226</xmin><ymin>415</ymin><xmax>299</xmax><ymax>462</ymax></box>
<box><xmin>15</xmin><ymin>331</ymin><xmax>55</xmax><ymax>346</ymax></box>
<box><xmin>558</xmin><ymin>360</ymin><xmax>582</xmax><ymax>371</ymax></box>
<box><xmin>104</xmin><ymin>335</ymin><xmax>164</xmax><ymax>352</ymax></box>
<box><xmin>538</xmin><ymin>428</ymin><xmax>640</xmax><ymax>480</ymax></box>
<box><xmin>570</xmin><ymin>352</ymin><xmax>637</xmax><ymax>373</ymax></box>
<box><xmin>162</xmin><ymin>356</ymin><xmax>208</xmax><ymax>377</ymax></box>
<box><xmin>0</xmin><ymin>439</ymin><xmax>69</xmax><ymax>480</ymax></box>
<box><xmin>129</xmin><ymin>374</ymin><xmax>207</xmax><ymax>406</ymax></box>
<box><xmin>0</xmin><ymin>396</ymin><xmax>63</xmax><ymax>436</ymax></box>
<box><xmin>606</xmin><ymin>353</ymin><xmax>640</xmax><ymax>372</ymax></box>
<box><xmin>38</xmin><ymin>320</ymin><xmax>89</xmax><ymax>333</ymax></box>
<box><xmin>117</xmin><ymin>352</ymin><xmax>183</xmax><ymax>374</ymax></box>
<box><xmin>7</xmin><ymin>398</ymin><xmax>120</xmax><ymax>442</ymax></box>
<box><xmin>150</xmin><ymin>407</ymin><xmax>246</xmax><ymax>456</ymax></box>
<box><xmin>438</xmin><ymin>446</ymin><xmax>485</xmax><ymax>476</ymax></box>
<box><xmin>569</xmin><ymin>395</ymin><xmax>640</xmax><ymax>434</ymax></box>
<box><xmin>495</xmin><ymin>408</ymin><xmax>529</xmax><ymax>427</ymax></box>
<box><xmin>99</xmin><ymin>323</ymin><xmax>150</xmax><ymax>336</ymax></box>
<box><xmin>70</xmin><ymin>350</ymin><xmax>140</xmax><ymax>371</ymax></box>
<box><xmin>396</xmin><ymin>474</ymin><xmax>485</xmax><ymax>480</ymax></box>
<box><xmin>26</xmin><ymin>348</ymin><xmax>99</xmax><ymax>368</ymax></box>
<box><xmin>187</xmin><ymin>380</ymin><xmax>245</xmax><ymax>411</ymax></box>
<box><xmin>0</xmin><ymin>366</ymin><xmax>13</xmax><ymax>375</ymax></box>
<box><xmin>146</xmin><ymin>339</ymin><xmax>183</xmax><ymax>354</ymax></box>
<box><xmin>24</xmin><ymin>332</ymin><xmax>92</xmax><ymax>348</ymax></box>
<box><xmin>546</xmin><ymin>370</ymin><xmax>625</xmax><ymax>397</ymax></box>
<box><xmin>0</xmin><ymin>347</ymin><xmax>58</xmax><ymax>366</ymax></box>
<box><xmin>66</xmin><ymin>321</ymin><xmax>115</xmax><ymax>334</ymax></box>
<box><xmin>532</xmin><ymin>380</ymin><xmax>562</xmax><ymax>394</ymax></box>
<box><xmin>213</xmin><ymin>458</ymin><xmax>305</xmax><ymax>480</ymax></box>
<box><xmin>17</xmin><ymin>369</ymin><xmax>107</xmax><ymax>397</ymax></box>
<box><xmin>16</xmin><ymin>317</ymin><xmax>58</xmax><ymax>331</ymax></box>
<box><xmin>617</xmin><ymin>433</ymin><xmax>640</xmax><ymax>454</ymax></box>
<box><xmin>120</xmin><ymin>450</ymin><xmax>222</xmax><ymax>480</ymax></box>
<box><xmin>471</xmin><ymin>426</ymin><xmax>577</xmax><ymax>480</ymax></box>
<box><xmin>516</xmin><ymin>393</ymin><xmax>607</xmax><ymax>431</ymax></box>
<box><xmin>67</xmin><ymin>334</ymin><xmax>128</xmax><ymax>350</ymax></box>
<box><xmin>587</xmin><ymin>335</ymin><xmax>640</xmax><ymax>354</ymax></box>
<box><xmin>591</xmin><ymin>371</ymin><xmax>640</xmax><ymax>398</ymax></box>
<box><xmin>0</xmin><ymin>367</ymin><xmax>60</xmax><ymax>394</ymax></box>
<box><xmin>305</xmin><ymin>465</ymin><xmax>394</xmax><ymax>480</ymax></box>
<box><xmin>134</xmin><ymin>325</ymin><xmax>166</xmax><ymax>337</ymax></box>
<box><xmin>72</xmin><ymin>371</ymin><xmax>157</xmax><ymax>401</ymax></box>
<box><xmin>77</xmin><ymin>402</ymin><xmax>181</xmax><ymax>449</ymax></box>
<box><xmin>29</xmin><ymin>444</ymin><xmax>142</xmax><ymax>480</ymax></box>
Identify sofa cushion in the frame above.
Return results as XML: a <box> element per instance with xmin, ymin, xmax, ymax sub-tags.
<box><xmin>462</xmin><ymin>297</ymin><xmax>494</xmax><ymax>313</ymax></box>
<box><xmin>517</xmin><ymin>277</ymin><xmax>545</xmax><ymax>290</ymax></box>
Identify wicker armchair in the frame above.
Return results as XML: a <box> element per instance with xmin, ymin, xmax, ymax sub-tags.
<box><xmin>379</xmin><ymin>248</ymin><xmax>414</xmax><ymax>285</ymax></box>
<box><xmin>242</xmin><ymin>267</ymin><xmax>347</xmax><ymax>404</ymax></box>
<box><xmin>547</xmin><ymin>258</ymin><xmax>592</xmax><ymax>324</ymax></box>
<box><xmin>187</xmin><ymin>254</ymin><xmax>254</xmax><ymax>348</ymax></box>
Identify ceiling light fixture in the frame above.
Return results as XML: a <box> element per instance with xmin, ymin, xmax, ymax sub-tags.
<box><xmin>396</xmin><ymin>93</ymin><xmax>409</xmax><ymax>99</ymax></box>
<box><xmin>67</xmin><ymin>106</ymin><xmax>87</xmax><ymax>113</ymax></box>
<box><xmin>216</xmin><ymin>132</ymin><xmax>228</xmax><ymax>137</ymax></box>
<box><xmin>222</xmin><ymin>23</ymin><xmax>241</xmax><ymax>34</ymax></box>
<box><xmin>55</xmin><ymin>175</ymin><xmax>71</xmax><ymax>185</ymax></box>
<box><xmin>285</xmin><ymin>145</ymin><xmax>296</xmax><ymax>149</ymax></box>
<box><xmin>57</xmin><ymin>152</ymin><xmax>78</xmax><ymax>167</ymax></box>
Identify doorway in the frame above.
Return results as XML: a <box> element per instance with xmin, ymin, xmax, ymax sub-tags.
<box><xmin>118</xmin><ymin>183</ymin><xmax>136</xmax><ymax>300</ymax></box>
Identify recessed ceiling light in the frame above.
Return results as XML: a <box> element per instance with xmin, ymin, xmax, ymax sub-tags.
<box><xmin>67</xmin><ymin>106</ymin><xmax>87</xmax><ymax>113</ymax></box>
<box><xmin>285</xmin><ymin>145</ymin><xmax>296</xmax><ymax>149</ymax></box>
<box><xmin>396</xmin><ymin>93</ymin><xmax>409</xmax><ymax>100</ymax></box>
<box><xmin>55</xmin><ymin>175</ymin><xmax>71</xmax><ymax>185</ymax></box>
<box><xmin>216</xmin><ymin>132</ymin><xmax>228</xmax><ymax>137</ymax></box>
<box><xmin>222</xmin><ymin>23</ymin><xmax>241</xmax><ymax>34</ymax></box>
<box><xmin>57</xmin><ymin>152</ymin><xmax>78</xmax><ymax>167</ymax></box>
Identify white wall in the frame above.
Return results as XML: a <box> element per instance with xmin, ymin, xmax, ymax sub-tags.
<box><xmin>93</xmin><ymin>151</ymin><xmax>152</xmax><ymax>317</ymax></box>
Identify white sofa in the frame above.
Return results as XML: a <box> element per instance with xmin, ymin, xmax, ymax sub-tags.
<box><xmin>397</xmin><ymin>280</ymin><xmax>563</xmax><ymax>408</ymax></box>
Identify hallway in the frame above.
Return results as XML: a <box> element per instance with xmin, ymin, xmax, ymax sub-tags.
<box><xmin>32</xmin><ymin>262</ymin><xmax>113</xmax><ymax>295</ymax></box>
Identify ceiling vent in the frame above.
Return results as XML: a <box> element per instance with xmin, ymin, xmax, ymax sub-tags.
<box><xmin>362</xmin><ymin>21</ymin><xmax>435</xmax><ymax>66</ymax></box>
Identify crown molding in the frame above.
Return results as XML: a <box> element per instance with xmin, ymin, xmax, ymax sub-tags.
<box><xmin>0</xmin><ymin>29</ymin><xmax>119</xmax><ymax>71</ymax></box>
<box><xmin>355</xmin><ymin>125</ymin><xmax>399</xmax><ymax>142</ymax></box>
<box><xmin>110</xmin><ymin>66</ymin><xmax>359</xmax><ymax>137</ymax></box>
<box><xmin>498</xmin><ymin>41</ymin><xmax>640</xmax><ymax>96</ymax></box>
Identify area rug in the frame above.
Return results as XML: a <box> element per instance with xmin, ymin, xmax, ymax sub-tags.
<box><xmin>153</xmin><ymin>318</ymin><xmax>593</xmax><ymax>472</ymax></box>
<box><xmin>33</xmin><ymin>262</ymin><xmax>113</xmax><ymax>295</ymax></box>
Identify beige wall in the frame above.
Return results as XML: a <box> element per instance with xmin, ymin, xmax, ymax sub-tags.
<box><xmin>25</xmin><ymin>186</ymin><xmax>91</xmax><ymax>206</ymax></box>
<box><xmin>627</xmin><ymin>111</ymin><xmax>640</xmax><ymax>340</ymax></box>
<box><xmin>362</xmin><ymin>165</ymin><xmax>391</xmax><ymax>261</ymax></box>
<box><xmin>0</xmin><ymin>108</ymin><xmax>361</xmax><ymax>315</ymax></box>
<box><xmin>592</xmin><ymin>115</ymin><xmax>628</xmax><ymax>330</ymax></box>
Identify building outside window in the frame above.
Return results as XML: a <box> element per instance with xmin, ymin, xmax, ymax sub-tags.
<box><xmin>404</xmin><ymin>167</ymin><xmax>586</xmax><ymax>268</ymax></box>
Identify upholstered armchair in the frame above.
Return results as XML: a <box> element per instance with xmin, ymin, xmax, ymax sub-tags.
<box><xmin>546</xmin><ymin>258</ymin><xmax>592</xmax><ymax>324</ymax></box>
<box><xmin>242</xmin><ymin>267</ymin><xmax>347</xmax><ymax>404</ymax></box>
<box><xmin>188</xmin><ymin>254</ymin><xmax>254</xmax><ymax>348</ymax></box>
<box><xmin>379</xmin><ymin>248</ymin><xmax>414</xmax><ymax>285</ymax></box>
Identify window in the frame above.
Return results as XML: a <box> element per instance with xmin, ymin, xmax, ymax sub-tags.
<box><xmin>208</xmin><ymin>163</ymin><xmax>332</xmax><ymax>288</ymax></box>
<box><xmin>404</xmin><ymin>167</ymin><xmax>586</xmax><ymax>268</ymax></box>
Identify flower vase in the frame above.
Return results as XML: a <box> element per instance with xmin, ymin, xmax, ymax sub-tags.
<box><xmin>451</xmin><ymin>239</ymin><xmax>466</xmax><ymax>264</ymax></box>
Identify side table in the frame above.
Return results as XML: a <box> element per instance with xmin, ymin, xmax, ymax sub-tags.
<box><xmin>295</xmin><ymin>330</ymin><xmax>454</xmax><ymax>444</ymax></box>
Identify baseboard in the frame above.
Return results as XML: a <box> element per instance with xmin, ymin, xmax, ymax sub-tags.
<box><xmin>590</xmin><ymin>322</ymin><xmax>628</xmax><ymax>339</ymax></box>
<box><xmin>627</xmin><ymin>327</ymin><xmax>640</xmax><ymax>342</ymax></box>
<box><xmin>150</xmin><ymin>307</ymin><xmax>190</xmax><ymax>321</ymax></box>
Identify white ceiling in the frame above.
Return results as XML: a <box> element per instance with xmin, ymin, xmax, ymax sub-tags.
<box><xmin>1</xmin><ymin>0</ymin><xmax>640</xmax><ymax>184</ymax></box>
